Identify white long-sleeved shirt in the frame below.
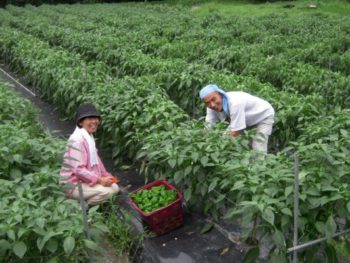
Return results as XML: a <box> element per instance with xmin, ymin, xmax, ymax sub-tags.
<box><xmin>205</xmin><ymin>91</ymin><xmax>274</xmax><ymax>132</ymax></box>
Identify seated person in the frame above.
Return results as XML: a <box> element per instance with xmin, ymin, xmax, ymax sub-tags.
<box><xmin>60</xmin><ymin>103</ymin><xmax>120</xmax><ymax>205</ymax></box>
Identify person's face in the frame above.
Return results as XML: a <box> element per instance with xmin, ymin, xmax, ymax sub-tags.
<box><xmin>204</xmin><ymin>92</ymin><xmax>223</xmax><ymax>112</ymax></box>
<box><xmin>79</xmin><ymin>117</ymin><xmax>100</xmax><ymax>134</ymax></box>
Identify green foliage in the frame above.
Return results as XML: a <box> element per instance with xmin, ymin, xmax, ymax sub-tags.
<box><xmin>130</xmin><ymin>185</ymin><xmax>178</xmax><ymax>212</ymax></box>
<box><xmin>101</xmin><ymin>200</ymin><xmax>144</xmax><ymax>258</ymax></box>
<box><xmin>1</xmin><ymin>3</ymin><xmax>350</xmax><ymax>261</ymax></box>
<box><xmin>0</xmin><ymin>83</ymin><xmax>38</xmax><ymax>128</ymax></box>
<box><xmin>0</xmin><ymin>171</ymin><xmax>89</xmax><ymax>262</ymax></box>
<box><xmin>0</xmin><ymin>124</ymin><xmax>65</xmax><ymax>180</ymax></box>
<box><xmin>0</xmin><ymin>83</ymin><xmax>64</xmax><ymax>180</ymax></box>
<box><xmin>0</xmin><ymin>79</ymin><xmax>134</xmax><ymax>261</ymax></box>
<box><xmin>4</xmin><ymin>0</ymin><xmax>101</xmax><ymax>6</ymax></box>
<box><xmin>331</xmin><ymin>237</ymin><xmax>350</xmax><ymax>261</ymax></box>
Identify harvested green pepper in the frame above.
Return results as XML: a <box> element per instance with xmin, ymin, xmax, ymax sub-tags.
<box><xmin>130</xmin><ymin>185</ymin><xmax>178</xmax><ymax>213</ymax></box>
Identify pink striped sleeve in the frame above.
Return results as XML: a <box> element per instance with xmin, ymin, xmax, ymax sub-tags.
<box><xmin>62</xmin><ymin>140</ymin><xmax>99</xmax><ymax>185</ymax></box>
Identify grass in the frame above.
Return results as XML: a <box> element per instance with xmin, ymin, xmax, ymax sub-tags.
<box><xmin>174</xmin><ymin>0</ymin><xmax>350</xmax><ymax>17</ymax></box>
<box><xmin>330</xmin><ymin>237</ymin><xmax>350</xmax><ymax>261</ymax></box>
<box><xmin>97</xmin><ymin>197</ymin><xmax>145</xmax><ymax>262</ymax></box>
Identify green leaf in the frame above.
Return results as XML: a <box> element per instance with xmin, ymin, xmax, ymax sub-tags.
<box><xmin>220</xmin><ymin>179</ymin><xmax>230</xmax><ymax>189</ymax></box>
<box><xmin>315</xmin><ymin>221</ymin><xmax>325</xmax><ymax>234</ymax></box>
<box><xmin>281</xmin><ymin>208</ymin><xmax>292</xmax><ymax>217</ymax></box>
<box><xmin>192</xmin><ymin>152</ymin><xmax>199</xmax><ymax>162</ymax></box>
<box><xmin>305</xmin><ymin>187</ymin><xmax>320</xmax><ymax>196</ymax></box>
<box><xmin>39</xmin><ymin>231</ymin><xmax>62</xmax><ymax>251</ymax></box>
<box><xmin>308</xmin><ymin>197</ymin><xmax>321</xmax><ymax>209</ymax></box>
<box><xmin>269</xmin><ymin>252</ymin><xmax>288</xmax><ymax>263</ymax></box>
<box><xmin>200</xmin><ymin>222</ymin><xmax>214</xmax><ymax>234</ymax></box>
<box><xmin>325</xmin><ymin>243</ymin><xmax>337</xmax><ymax>263</ymax></box>
<box><xmin>224</xmin><ymin>207</ymin><xmax>245</xmax><ymax>219</ymax></box>
<box><xmin>281</xmin><ymin>215</ymin><xmax>290</xmax><ymax>229</ymax></box>
<box><xmin>272</xmin><ymin>229</ymin><xmax>285</xmax><ymax>248</ymax></box>
<box><xmin>321</xmin><ymin>186</ymin><xmax>338</xmax><ymax>192</ymax></box>
<box><xmin>298</xmin><ymin>171</ymin><xmax>308</xmax><ymax>182</ymax></box>
<box><xmin>84</xmin><ymin>239</ymin><xmax>101</xmax><ymax>252</ymax></box>
<box><xmin>264</xmin><ymin>188</ymin><xmax>278</xmax><ymax>197</ymax></box>
<box><xmin>0</xmin><ymin>239</ymin><xmax>11</xmax><ymax>253</ymax></box>
<box><xmin>240</xmin><ymin>228</ymin><xmax>253</xmax><ymax>242</ymax></box>
<box><xmin>340</xmin><ymin>129</ymin><xmax>348</xmax><ymax>137</ymax></box>
<box><xmin>327</xmin><ymin>194</ymin><xmax>342</xmax><ymax>202</ymax></box>
<box><xmin>63</xmin><ymin>236</ymin><xmax>75</xmax><ymax>255</ymax></box>
<box><xmin>14</xmin><ymin>215</ymin><xmax>22</xmax><ymax>223</ymax></box>
<box><xmin>13</xmin><ymin>154</ymin><xmax>23</xmax><ymax>163</ymax></box>
<box><xmin>168</xmin><ymin>159</ymin><xmax>176</xmax><ymax>168</ymax></box>
<box><xmin>10</xmin><ymin>169</ymin><xmax>22</xmax><ymax>179</ymax></box>
<box><xmin>46</xmin><ymin>239</ymin><xmax>58</xmax><ymax>253</ymax></box>
<box><xmin>200</xmin><ymin>156</ymin><xmax>208</xmax><ymax>166</ymax></box>
<box><xmin>13</xmin><ymin>241</ymin><xmax>27</xmax><ymax>259</ymax></box>
<box><xmin>231</xmin><ymin>180</ymin><xmax>244</xmax><ymax>191</ymax></box>
<box><xmin>208</xmin><ymin>178</ymin><xmax>219</xmax><ymax>192</ymax></box>
<box><xmin>325</xmin><ymin>215</ymin><xmax>336</xmax><ymax>239</ymax></box>
<box><xmin>36</xmin><ymin>218</ymin><xmax>45</xmax><ymax>229</ymax></box>
<box><xmin>7</xmin><ymin>230</ymin><xmax>15</xmax><ymax>241</ymax></box>
<box><xmin>184</xmin><ymin>166</ymin><xmax>192</xmax><ymax>176</ymax></box>
<box><xmin>210</xmin><ymin>152</ymin><xmax>220</xmax><ymax>163</ymax></box>
<box><xmin>174</xmin><ymin>171</ymin><xmax>183</xmax><ymax>184</ymax></box>
<box><xmin>93</xmin><ymin>222</ymin><xmax>109</xmax><ymax>233</ymax></box>
<box><xmin>262</xmin><ymin>207</ymin><xmax>275</xmax><ymax>225</ymax></box>
<box><xmin>243</xmin><ymin>246</ymin><xmax>259</xmax><ymax>263</ymax></box>
<box><xmin>120</xmin><ymin>165</ymin><xmax>132</xmax><ymax>171</ymax></box>
<box><xmin>347</xmin><ymin>202</ymin><xmax>350</xmax><ymax>213</ymax></box>
<box><xmin>193</xmin><ymin>165</ymin><xmax>200</xmax><ymax>174</ymax></box>
<box><xmin>215</xmin><ymin>194</ymin><xmax>226</xmax><ymax>204</ymax></box>
<box><xmin>37</xmin><ymin>237</ymin><xmax>45</xmax><ymax>252</ymax></box>
<box><xmin>184</xmin><ymin>188</ymin><xmax>192</xmax><ymax>201</ymax></box>
<box><xmin>33</xmin><ymin>226</ymin><xmax>46</xmax><ymax>236</ymax></box>
<box><xmin>47</xmin><ymin>257</ymin><xmax>59</xmax><ymax>263</ymax></box>
<box><xmin>88</xmin><ymin>205</ymin><xmax>99</xmax><ymax>214</ymax></box>
<box><xmin>200</xmin><ymin>183</ymin><xmax>207</xmax><ymax>196</ymax></box>
<box><xmin>241</xmin><ymin>211</ymin><xmax>254</xmax><ymax>227</ymax></box>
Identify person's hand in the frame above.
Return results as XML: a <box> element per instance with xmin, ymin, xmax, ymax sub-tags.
<box><xmin>230</xmin><ymin>130</ymin><xmax>240</xmax><ymax>137</ymax></box>
<box><xmin>98</xmin><ymin>176</ymin><xmax>115</xmax><ymax>186</ymax></box>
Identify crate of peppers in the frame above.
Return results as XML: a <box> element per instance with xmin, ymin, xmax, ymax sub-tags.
<box><xmin>128</xmin><ymin>180</ymin><xmax>184</xmax><ymax>235</ymax></box>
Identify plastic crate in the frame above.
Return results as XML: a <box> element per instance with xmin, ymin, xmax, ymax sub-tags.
<box><xmin>128</xmin><ymin>179</ymin><xmax>184</xmax><ymax>235</ymax></box>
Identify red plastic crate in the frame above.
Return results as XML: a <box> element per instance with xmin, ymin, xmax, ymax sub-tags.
<box><xmin>128</xmin><ymin>179</ymin><xmax>184</xmax><ymax>235</ymax></box>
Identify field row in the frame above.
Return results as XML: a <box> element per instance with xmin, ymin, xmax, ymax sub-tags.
<box><xmin>1</xmin><ymin>4</ymin><xmax>350</xmax><ymax>261</ymax></box>
<box><xmin>0</xmin><ymin>81</ymin><xmax>102</xmax><ymax>261</ymax></box>
<box><xmin>2</xmin><ymin>7</ymin><xmax>350</xmax><ymax>150</ymax></box>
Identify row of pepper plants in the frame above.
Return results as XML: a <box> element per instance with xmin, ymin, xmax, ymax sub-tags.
<box><xmin>0</xmin><ymin>16</ymin><xmax>327</xmax><ymax>150</ymax></box>
<box><xmin>2</xmin><ymin>6</ymin><xmax>348</xmax><ymax>150</ymax></box>
<box><xmin>4</xmin><ymin>4</ymin><xmax>350</xmax><ymax>115</ymax></box>
<box><xmin>17</xmin><ymin>4</ymin><xmax>350</xmax><ymax>77</ymax></box>
<box><xmin>1</xmin><ymin>4</ymin><xmax>350</xmax><ymax>262</ymax></box>
<box><xmin>4</xmin><ymin>4</ymin><xmax>350</xmax><ymax>80</ymax></box>
<box><xmin>0</xmin><ymin>81</ymin><xmax>121</xmax><ymax>262</ymax></box>
<box><xmin>20</xmin><ymin>5</ymin><xmax>344</xmax><ymax>57</ymax></box>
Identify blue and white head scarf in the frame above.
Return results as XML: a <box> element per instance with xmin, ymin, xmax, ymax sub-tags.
<box><xmin>199</xmin><ymin>84</ymin><xmax>229</xmax><ymax>114</ymax></box>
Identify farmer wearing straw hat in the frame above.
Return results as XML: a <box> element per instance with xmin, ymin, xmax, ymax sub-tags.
<box><xmin>60</xmin><ymin>103</ymin><xmax>120</xmax><ymax>205</ymax></box>
<box><xmin>199</xmin><ymin>84</ymin><xmax>275</xmax><ymax>153</ymax></box>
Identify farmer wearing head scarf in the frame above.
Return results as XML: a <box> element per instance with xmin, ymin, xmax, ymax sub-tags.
<box><xmin>199</xmin><ymin>84</ymin><xmax>275</xmax><ymax>153</ymax></box>
<box><xmin>60</xmin><ymin>103</ymin><xmax>120</xmax><ymax>205</ymax></box>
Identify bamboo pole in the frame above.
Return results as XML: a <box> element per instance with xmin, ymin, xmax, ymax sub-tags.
<box><xmin>292</xmin><ymin>153</ymin><xmax>299</xmax><ymax>263</ymax></box>
<box><xmin>78</xmin><ymin>182</ymin><xmax>94</xmax><ymax>263</ymax></box>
